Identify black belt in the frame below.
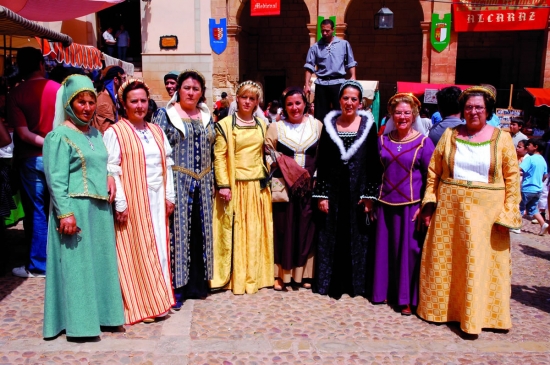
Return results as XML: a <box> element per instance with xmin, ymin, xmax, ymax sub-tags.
<box><xmin>317</xmin><ymin>75</ymin><xmax>344</xmax><ymax>81</ymax></box>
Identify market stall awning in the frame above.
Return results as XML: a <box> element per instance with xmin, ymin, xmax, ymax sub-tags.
<box><xmin>525</xmin><ymin>88</ymin><xmax>550</xmax><ymax>107</ymax></box>
<box><xmin>397</xmin><ymin>82</ymin><xmax>472</xmax><ymax>97</ymax></box>
<box><xmin>40</xmin><ymin>38</ymin><xmax>102</xmax><ymax>70</ymax></box>
<box><xmin>0</xmin><ymin>6</ymin><xmax>71</xmax><ymax>44</ymax></box>
<box><xmin>0</xmin><ymin>0</ymin><xmax>123</xmax><ymax>22</ymax></box>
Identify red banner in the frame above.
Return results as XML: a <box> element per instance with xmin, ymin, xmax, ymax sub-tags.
<box><xmin>251</xmin><ymin>0</ymin><xmax>280</xmax><ymax>16</ymax></box>
<box><xmin>453</xmin><ymin>0</ymin><xmax>550</xmax><ymax>32</ymax></box>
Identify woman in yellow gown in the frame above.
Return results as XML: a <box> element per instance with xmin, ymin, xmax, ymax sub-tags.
<box><xmin>211</xmin><ymin>81</ymin><xmax>273</xmax><ymax>294</ymax></box>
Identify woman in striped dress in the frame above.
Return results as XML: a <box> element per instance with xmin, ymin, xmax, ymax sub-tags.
<box><xmin>103</xmin><ymin>78</ymin><xmax>176</xmax><ymax>324</ymax></box>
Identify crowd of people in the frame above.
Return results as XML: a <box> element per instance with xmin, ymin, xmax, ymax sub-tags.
<box><xmin>0</xmin><ymin>31</ymin><xmax>543</xmax><ymax>342</ymax></box>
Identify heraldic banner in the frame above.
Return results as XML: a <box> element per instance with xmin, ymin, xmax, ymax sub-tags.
<box><xmin>453</xmin><ymin>0</ymin><xmax>550</xmax><ymax>32</ymax></box>
<box><xmin>209</xmin><ymin>18</ymin><xmax>227</xmax><ymax>54</ymax></box>
<box><xmin>251</xmin><ymin>0</ymin><xmax>280</xmax><ymax>16</ymax></box>
<box><xmin>431</xmin><ymin>13</ymin><xmax>451</xmax><ymax>52</ymax></box>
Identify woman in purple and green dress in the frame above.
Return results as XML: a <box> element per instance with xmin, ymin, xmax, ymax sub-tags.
<box><xmin>371</xmin><ymin>93</ymin><xmax>434</xmax><ymax>315</ymax></box>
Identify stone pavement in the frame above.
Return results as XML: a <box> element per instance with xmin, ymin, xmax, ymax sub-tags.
<box><xmin>0</xmin><ymin>219</ymin><xmax>549</xmax><ymax>365</ymax></box>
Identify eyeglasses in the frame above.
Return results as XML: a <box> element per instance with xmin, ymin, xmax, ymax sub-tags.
<box><xmin>464</xmin><ymin>105</ymin><xmax>485</xmax><ymax>112</ymax></box>
<box><xmin>394</xmin><ymin>111</ymin><xmax>412</xmax><ymax>116</ymax></box>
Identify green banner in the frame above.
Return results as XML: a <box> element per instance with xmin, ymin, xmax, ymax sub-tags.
<box><xmin>317</xmin><ymin>16</ymin><xmax>336</xmax><ymax>41</ymax></box>
<box><xmin>430</xmin><ymin>13</ymin><xmax>451</xmax><ymax>53</ymax></box>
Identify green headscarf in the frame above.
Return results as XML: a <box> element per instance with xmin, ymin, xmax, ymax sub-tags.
<box><xmin>53</xmin><ymin>74</ymin><xmax>97</xmax><ymax>128</ymax></box>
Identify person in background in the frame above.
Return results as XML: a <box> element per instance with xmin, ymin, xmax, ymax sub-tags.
<box><xmin>152</xmin><ymin>70</ymin><xmax>215</xmax><ymax>309</ymax></box>
<box><xmin>211</xmin><ymin>81</ymin><xmax>274</xmax><ymax>295</ymax></box>
<box><xmin>312</xmin><ymin>80</ymin><xmax>381</xmax><ymax>299</ymax></box>
<box><xmin>509</xmin><ymin>118</ymin><xmax>527</xmax><ymax>148</ymax></box>
<box><xmin>304</xmin><ymin>19</ymin><xmax>357</xmax><ymax>122</ymax></box>
<box><xmin>213</xmin><ymin>92</ymin><xmax>228</xmax><ymax>122</ymax></box>
<box><xmin>115</xmin><ymin>25</ymin><xmax>130</xmax><ymax>61</ymax></box>
<box><xmin>417</xmin><ymin>86</ymin><xmax>521</xmax><ymax>335</ymax></box>
<box><xmin>42</xmin><ymin>74</ymin><xmax>124</xmax><ymax>340</ymax></box>
<box><xmin>264</xmin><ymin>87</ymin><xmax>323</xmax><ymax>291</ymax></box>
<box><xmin>520</xmin><ymin>138</ymin><xmax>548</xmax><ymax>235</ymax></box>
<box><xmin>8</xmin><ymin>47</ymin><xmax>60</xmax><ymax>278</ymax></box>
<box><xmin>430</xmin><ymin>110</ymin><xmax>442</xmax><ymax>125</ymax></box>
<box><xmin>102</xmin><ymin>27</ymin><xmax>116</xmax><ymax>57</ymax></box>
<box><xmin>266</xmin><ymin>100</ymin><xmax>280</xmax><ymax>124</ymax></box>
<box><xmin>104</xmin><ymin>78</ymin><xmax>176</xmax><ymax>323</ymax></box>
<box><xmin>419</xmin><ymin>107</ymin><xmax>433</xmax><ymax>131</ymax></box>
<box><xmin>371</xmin><ymin>93</ymin><xmax>434</xmax><ymax>315</ymax></box>
<box><xmin>92</xmin><ymin>66</ymin><xmax>126</xmax><ymax>134</ymax></box>
<box><xmin>428</xmin><ymin>86</ymin><xmax>464</xmax><ymax>146</ymax></box>
<box><xmin>164</xmin><ymin>71</ymin><xmax>179</xmax><ymax>98</ymax></box>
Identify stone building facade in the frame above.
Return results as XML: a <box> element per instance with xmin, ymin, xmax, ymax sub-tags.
<box><xmin>210</xmin><ymin>0</ymin><xmax>550</xmax><ymax>109</ymax></box>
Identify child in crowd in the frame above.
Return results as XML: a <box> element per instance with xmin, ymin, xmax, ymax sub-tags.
<box><xmin>520</xmin><ymin>138</ymin><xmax>548</xmax><ymax>235</ymax></box>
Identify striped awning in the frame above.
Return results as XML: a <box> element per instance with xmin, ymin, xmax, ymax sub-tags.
<box><xmin>41</xmin><ymin>38</ymin><xmax>102</xmax><ymax>70</ymax></box>
<box><xmin>0</xmin><ymin>6</ymin><xmax>72</xmax><ymax>45</ymax></box>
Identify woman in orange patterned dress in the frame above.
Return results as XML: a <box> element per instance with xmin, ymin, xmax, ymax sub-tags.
<box><xmin>103</xmin><ymin>79</ymin><xmax>176</xmax><ymax>324</ymax></box>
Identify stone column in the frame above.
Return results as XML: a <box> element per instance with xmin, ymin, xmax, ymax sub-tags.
<box><xmin>212</xmin><ymin>24</ymin><xmax>241</xmax><ymax>94</ymax></box>
<box><xmin>307</xmin><ymin>23</ymin><xmax>317</xmax><ymax>46</ymax></box>
<box><xmin>420</xmin><ymin>2</ymin><xmax>458</xmax><ymax>84</ymax></box>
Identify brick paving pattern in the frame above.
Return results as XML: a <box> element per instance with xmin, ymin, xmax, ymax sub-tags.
<box><xmin>0</xmin><ymin>218</ymin><xmax>549</xmax><ymax>364</ymax></box>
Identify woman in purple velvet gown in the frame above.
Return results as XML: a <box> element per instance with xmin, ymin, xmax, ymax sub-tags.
<box><xmin>371</xmin><ymin>93</ymin><xmax>435</xmax><ymax>315</ymax></box>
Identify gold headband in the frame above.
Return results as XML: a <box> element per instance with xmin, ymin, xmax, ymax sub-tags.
<box><xmin>459</xmin><ymin>86</ymin><xmax>496</xmax><ymax>100</ymax></box>
<box><xmin>236</xmin><ymin>81</ymin><xmax>262</xmax><ymax>95</ymax></box>
<box><xmin>179</xmin><ymin>69</ymin><xmax>205</xmax><ymax>84</ymax></box>
<box><xmin>118</xmin><ymin>78</ymin><xmax>150</xmax><ymax>104</ymax></box>
<box><xmin>388</xmin><ymin>92</ymin><xmax>421</xmax><ymax>108</ymax></box>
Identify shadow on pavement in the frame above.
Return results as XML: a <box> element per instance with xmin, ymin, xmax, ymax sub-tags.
<box><xmin>518</xmin><ymin>244</ymin><xmax>550</xmax><ymax>261</ymax></box>
<box><xmin>0</xmin><ymin>275</ymin><xmax>26</xmax><ymax>303</ymax></box>
<box><xmin>512</xmin><ymin>284</ymin><xmax>550</xmax><ymax>314</ymax></box>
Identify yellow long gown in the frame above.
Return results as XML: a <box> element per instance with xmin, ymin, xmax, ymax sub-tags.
<box><xmin>210</xmin><ymin>116</ymin><xmax>274</xmax><ymax>294</ymax></box>
<box><xmin>417</xmin><ymin>128</ymin><xmax>522</xmax><ymax>334</ymax></box>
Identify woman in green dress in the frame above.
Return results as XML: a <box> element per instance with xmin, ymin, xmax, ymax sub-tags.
<box><xmin>42</xmin><ymin>75</ymin><xmax>124</xmax><ymax>340</ymax></box>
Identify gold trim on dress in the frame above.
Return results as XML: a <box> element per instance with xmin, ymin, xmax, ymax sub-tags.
<box><xmin>172</xmin><ymin>165</ymin><xmax>211</xmax><ymax>180</ymax></box>
<box><xmin>63</xmin><ymin>137</ymin><xmax>89</xmax><ymax>194</ymax></box>
<box><xmin>57</xmin><ymin>212</ymin><xmax>74</xmax><ymax>219</ymax></box>
<box><xmin>68</xmin><ymin>193</ymin><xmax>110</xmax><ymax>201</ymax></box>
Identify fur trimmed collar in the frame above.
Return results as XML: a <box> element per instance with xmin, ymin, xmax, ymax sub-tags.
<box><xmin>165</xmin><ymin>93</ymin><xmax>211</xmax><ymax>138</ymax></box>
<box><xmin>323</xmin><ymin>109</ymin><xmax>374</xmax><ymax>162</ymax></box>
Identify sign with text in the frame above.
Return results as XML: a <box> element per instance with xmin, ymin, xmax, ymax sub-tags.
<box><xmin>251</xmin><ymin>0</ymin><xmax>280</xmax><ymax>16</ymax></box>
<box><xmin>496</xmin><ymin>108</ymin><xmax>523</xmax><ymax>130</ymax></box>
<box><xmin>453</xmin><ymin>0</ymin><xmax>550</xmax><ymax>32</ymax></box>
<box><xmin>431</xmin><ymin>13</ymin><xmax>451</xmax><ymax>52</ymax></box>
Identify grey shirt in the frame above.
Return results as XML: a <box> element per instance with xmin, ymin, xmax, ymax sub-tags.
<box><xmin>304</xmin><ymin>37</ymin><xmax>357</xmax><ymax>86</ymax></box>
<box><xmin>511</xmin><ymin>131</ymin><xmax>528</xmax><ymax>147</ymax></box>
<box><xmin>428</xmin><ymin>116</ymin><xmax>464</xmax><ymax>146</ymax></box>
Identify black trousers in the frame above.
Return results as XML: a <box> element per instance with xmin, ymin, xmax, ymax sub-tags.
<box><xmin>314</xmin><ymin>83</ymin><xmax>342</xmax><ymax>122</ymax></box>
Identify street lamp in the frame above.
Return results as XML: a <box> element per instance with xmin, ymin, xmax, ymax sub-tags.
<box><xmin>374</xmin><ymin>6</ymin><xmax>394</xmax><ymax>29</ymax></box>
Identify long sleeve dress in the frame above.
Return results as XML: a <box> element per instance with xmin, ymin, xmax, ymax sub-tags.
<box><xmin>372</xmin><ymin>132</ymin><xmax>434</xmax><ymax>307</ymax></box>
<box><xmin>103</xmin><ymin>119</ymin><xmax>176</xmax><ymax>324</ymax></box>
<box><xmin>210</xmin><ymin>115</ymin><xmax>274</xmax><ymax>294</ymax></box>
<box><xmin>264</xmin><ymin>116</ymin><xmax>323</xmax><ymax>284</ymax></box>
<box><xmin>417</xmin><ymin>127</ymin><xmax>522</xmax><ymax>334</ymax></box>
<box><xmin>43</xmin><ymin>125</ymin><xmax>124</xmax><ymax>338</ymax></box>
<box><xmin>152</xmin><ymin>105</ymin><xmax>215</xmax><ymax>304</ymax></box>
<box><xmin>312</xmin><ymin>110</ymin><xmax>382</xmax><ymax>299</ymax></box>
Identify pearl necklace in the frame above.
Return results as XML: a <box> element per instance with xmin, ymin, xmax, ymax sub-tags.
<box><xmin>235</xmin><ymin>114</ymin><xmax>255</xmax><ymax>125</ymax></box>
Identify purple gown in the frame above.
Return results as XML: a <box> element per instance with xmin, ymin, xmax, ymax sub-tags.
<box><xmin>372</xmin><ymin>133</ymin><xmax>434</xmax><ymax>306</ymax></box>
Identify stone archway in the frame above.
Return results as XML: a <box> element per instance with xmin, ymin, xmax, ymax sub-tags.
<box><xmin>236</xmin><ymin>0</ymin><xmax>312</xmax><ymax>104</ymax></box>
<box><xmin>211</xmin><ymin>0</ymin><xmax>318</xmax><ymax>101</ymax></box>
<box><xmin>344</xmin><ymin>0</ymin><xmax>424</xmax><ymax>106</ymax></box>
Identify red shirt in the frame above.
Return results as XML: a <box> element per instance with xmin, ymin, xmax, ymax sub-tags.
<box><xmin>7</xmin><ymin>78</ymin><xmax>60</xmax><ymax>158</ymax></box>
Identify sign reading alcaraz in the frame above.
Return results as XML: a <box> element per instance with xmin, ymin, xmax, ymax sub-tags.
<box><xmin>453</xmin><ymin>0</ymin><xmax>550</xmax><ymax>32</ymax></box>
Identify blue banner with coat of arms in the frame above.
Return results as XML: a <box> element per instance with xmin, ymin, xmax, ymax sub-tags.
<box><xmin>209</xmin><ymin>18</ymin><xmax>227</xmax><ymax>55</ymax></box>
